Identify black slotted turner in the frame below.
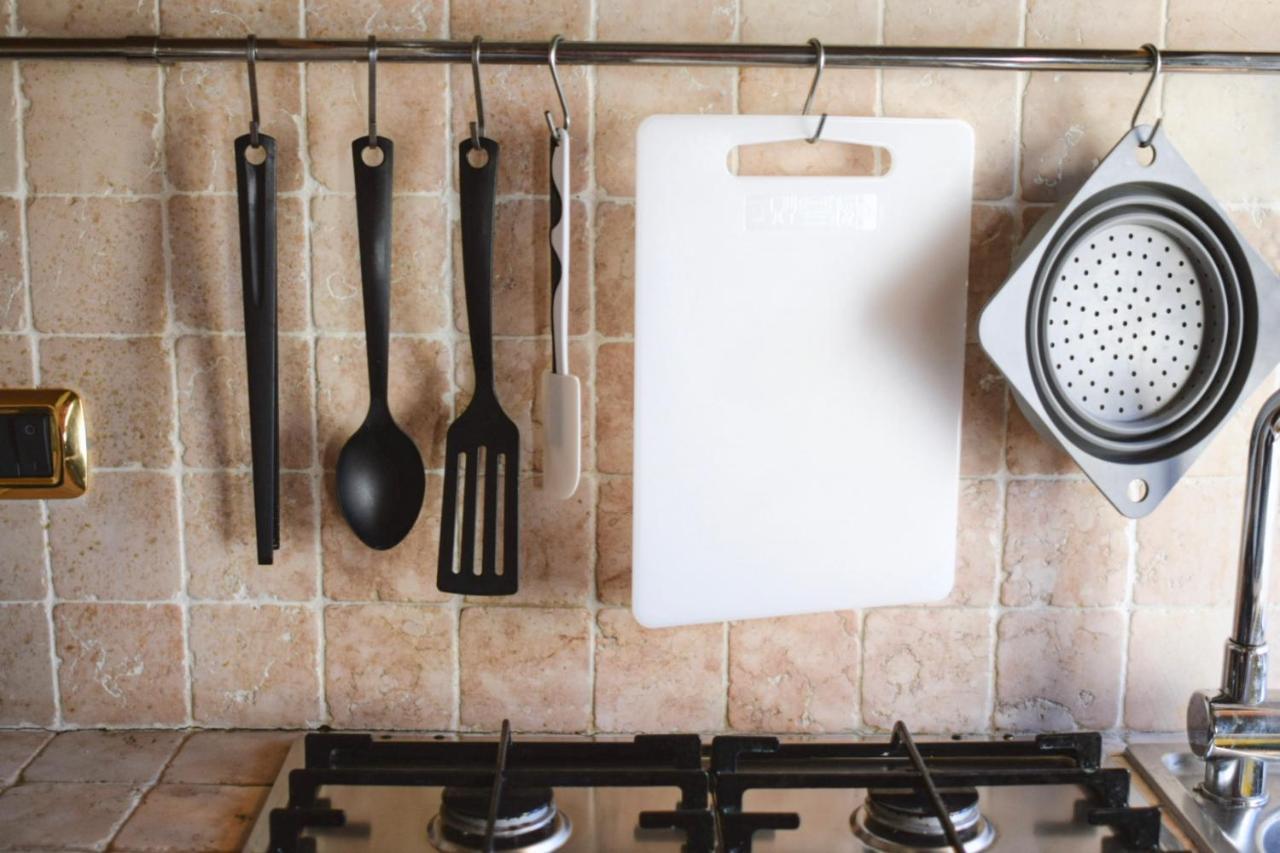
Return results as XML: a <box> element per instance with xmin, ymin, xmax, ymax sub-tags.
<box><xmin>438</xmin><ymin>136</ymin><xmax>519</xmax><ymax>596</ymax></box>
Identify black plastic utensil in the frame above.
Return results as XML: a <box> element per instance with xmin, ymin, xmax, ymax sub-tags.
<box><xmin>437</xmin><ymin>137</ymin><xmax>519</xmax><ymax>595</ymax></box>
<box><xmin>235</xmin><ymin>132</ymin><xmax>279</xmax><ymax>566</ymax></box>
<box><xmin>336</xmin><ymin>137</ymin><xmax>425</xmax><ymax>550</ymax></box>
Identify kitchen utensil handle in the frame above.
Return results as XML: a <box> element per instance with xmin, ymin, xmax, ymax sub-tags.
<box><xmin>460</xmin><ymin>137</ymin><xmax>499</xmax><ymax>390</ymax></box>
<box><xmin>352</xmin><ymin>137</ymin><xmax>394</xmax><ymax>406</ymax></box>
<box><xmin>549</xmin><ymin>129</ymin><xmax>570</xmax><ymax>374</ymax></box>
<box><xmin>235</xmin><ymin>132</ymin><xmax>279</xmax><ymax>565</ymax></box>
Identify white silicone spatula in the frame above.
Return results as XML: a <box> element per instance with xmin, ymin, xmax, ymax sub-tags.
<box><xmin>541</xmin><ymin>112</ymin><xmax>580</xmax><ymax>499</ymax></box>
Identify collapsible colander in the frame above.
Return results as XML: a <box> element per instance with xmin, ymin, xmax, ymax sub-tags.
<box><xmin>980</xmin><ymin>125</ymin><xmax>1280</xmax><ymax>517</ymax></box>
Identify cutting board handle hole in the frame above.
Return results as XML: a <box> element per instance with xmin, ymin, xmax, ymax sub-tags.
<box><xmin>728</xmin><ymin>140</ymin><xmax>891</xmax><ymax>177</ymax></box>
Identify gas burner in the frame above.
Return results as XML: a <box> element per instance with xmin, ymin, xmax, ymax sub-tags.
<box><xmin>426</xmin><ymin>786</ymin><xmax>572</xmax><ymax>853</ymax></box>
<box><xmin>852</xmin><ymin>787</ymin><xmax>996</xmax><ymax>852</ymax></box>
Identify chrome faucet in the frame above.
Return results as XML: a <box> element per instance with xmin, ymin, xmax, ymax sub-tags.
<box><xmin>1187</xmin><ymin>389</ymin><xmax>1280</xmax><ymax>807</ymax></box>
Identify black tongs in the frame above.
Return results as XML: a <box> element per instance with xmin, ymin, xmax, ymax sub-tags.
<box><xmin>235</xmin><ymin>37</ymin><xmax>279</xmax><ymax>565</ymax></box>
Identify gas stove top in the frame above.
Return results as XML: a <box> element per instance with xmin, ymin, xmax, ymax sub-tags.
<box><xmin>245</xmin><ymin>721</ymin><xmax>1175</xmax><ymax>852</ymax></box>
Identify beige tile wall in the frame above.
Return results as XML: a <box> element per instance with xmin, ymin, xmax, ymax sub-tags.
<box><xmin>0</xmin><ymin>0</ymin><xmax>1277</xmax><ymax>736</ymax></box>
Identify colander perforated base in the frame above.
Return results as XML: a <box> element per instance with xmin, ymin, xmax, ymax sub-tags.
<box><xmin>1031</xmin><ymin>198</ymin><xmax>1241</xmax><ymax>454</ymax></box>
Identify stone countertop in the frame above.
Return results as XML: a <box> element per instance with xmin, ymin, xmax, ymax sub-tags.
<box><xmin>0</xmin><ymin>729</ymin><xmax>295</xmax><ymax>852</ymax></box>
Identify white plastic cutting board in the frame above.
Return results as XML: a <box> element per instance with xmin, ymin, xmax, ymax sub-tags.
<box><xmin>632</xmin><ymin>115</ymin><xmax>974</xmax><ymax>628</ymax></box>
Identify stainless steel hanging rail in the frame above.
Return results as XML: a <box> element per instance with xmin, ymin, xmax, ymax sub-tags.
<box><xmin>0</xmin><ymin>37</ymin><xmax>1278</xmax><ymax>73</ymax></box>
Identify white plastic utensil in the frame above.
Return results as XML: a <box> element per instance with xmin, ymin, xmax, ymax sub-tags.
<box><xmin>541</xmin><ymin>71</ymin><xmax>580</xmax><ymax>500</ymax></box>
<box><xmin>632</xmin><ymin>114</ymin><xmax>974</xmax><ymax>628</ymax></box>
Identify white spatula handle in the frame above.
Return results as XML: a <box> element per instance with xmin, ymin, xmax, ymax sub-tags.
<box><xmin>549</xmin><ymin>127</ymin><xmax>570</xmax><ymax>374</ymax></box>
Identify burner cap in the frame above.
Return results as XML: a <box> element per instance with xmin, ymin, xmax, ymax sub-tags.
<box><xmin>852</xmin><ymin>787</ymin><xmax>996</xmax><ymax>852</ymax></box>
<box><xmin>428</xmin><ymin>786</ymin><xmax>572</xmax><ymax>853</ymax></box>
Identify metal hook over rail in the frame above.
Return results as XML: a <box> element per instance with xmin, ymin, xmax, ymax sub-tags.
<box><xmin>366</xmin><ymin>35</ymin><xmax>378</xmax><ymax>148</ymax></box>
<box><xmin>245</xmin><ymin>34</ymin><xmax>261</xmax><ymax>147</ymax></box>
<box><xmin>802</xmin><ymin>38</ymin><xmax>827</xmax><ymax>144</ymax></box>
<box><xmin>544</xmin><ymin>34</ymin><xmax>570</xmax><ymax>136</ymax></box>
<box><xmin>1131</xmin><ymin>42</ymin><xmax>1162</xmax><ymax>147</ymax></box>
<box><xmin>470</xmin><ymin>35</ymin><xmax>486</xmax><ymax>148</ymax></box>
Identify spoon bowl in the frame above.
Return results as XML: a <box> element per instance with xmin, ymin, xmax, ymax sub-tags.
<box><xmin>337</xmin><ymin>407</ymin><xmax>425</xmax><ymax>550</ymax></box>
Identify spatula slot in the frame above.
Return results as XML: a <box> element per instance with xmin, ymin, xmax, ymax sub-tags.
<box><xmin>494</xmin><ymin>452</ymin><xmax>507</xmax><ymax>575</ymax></box>
<box><xmin>729</xmin><ymin>139</ymin><xmax>891</xmax><ymax>178</ymax></box>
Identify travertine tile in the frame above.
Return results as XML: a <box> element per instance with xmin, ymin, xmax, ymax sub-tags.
<box><xmin>1164</xmin><ymin>76</ymin><xmax>1280</xmax><ymax>203</ymax></box>
<box><xmin>190</xmin><ymin>604</ymin><xmax>321</xmax><ymax>727</ymax></box>
<box><xmin>47</xmin><ymin>471</ymin><xmax>180</xmax><ymax>601</ymax></box>
<box><xmin>967</xmin><ymin>205</ymin><xmax>1015</xmax><ymax>343</ymax></box>
<box><xmin>448</xmin><ymin>64</ymin><xmax>591</xmax><ymax>197</ymax></box>
<box><xmin>1190</xmin><ymin>381</ymin><xmax>1275</xmax><ymax>477</ymax></box>
<box><xmin>458</xmin><ymin>476</ymin><xmax>592</xmax><ymax>606</ymax></box>
<box><xmin>1020</xmin><ymin>72</ymin><xmax>1151</xmax><ymax>202</ymax></box>
<box><xmin>1025</xmin><ymin>0</ymin><xmax>1162</xmax><ymax>46</ymax></box>
<box><xmin>740</xmin><ymin>0</ymin><xmax>877</xmax><ymax>42</ymax></box>
<box><xmin>113</xmin><ymin>784</ymin><xmax>269</xmax><ymax>853</ymax></box>
<box><xmin>0</xmin><ymin>502</ymin><xmax>46</xmax><ymax>601</ymax></box>
<box><xmin>166</xmin><ymin>62</ymin><xmax>303</xmax><ymax>193</ymax></box>
<box><xmin>0</xmin><ymin>782</ymin><xmax>136</xmax><ymax>849</ymax></box>
<box><xmin>594</xmin><ymin>202</ymin><xmax>634</xmax><ymax>337</ymax></box>
<box><xmin>39</xmin><ymin>336</ymin><xmax>174</xmax><ymax>469</ymax></box>
<box><xmin>0</xmin><ymin>199</ymin><xmax>24</xmax><ymax>331</ymax></box>
<box><xmin>311</xmin><ymin>194</ymin><xmax>448</xmax><ymax>334</ymax></box>
<box><xmin>18</xmin><ymin>0</ymin><xmax>157</xmax><ymax>35</ymax></box>
<box><xmin>460</xmin><ymin>607</ymin><xmax>591</xmax><ymax>732</ymax></box>
<box><xmin>451</xmin><ymin>0</ymin><xmax>590</xmax><ymax>39</ymax></box>
<box><xmin>0</xmin><ymin>66</ymin><xmax>15</xmax><ymax>195</ymax></box>
<box><xmin>596</xmin><ymin>67</ymin><xmax>734</xmax><ymax>196</ymax></box>
<box><xmin>316</xmin><ymin>335</ymin><xmax>450</xmax><ymax>469</ymax></box>
<box><xmin>306</xmin><ymin>63</ymin><xmax>447</xmax><ymax>193</ymax></box>
<box><xmin>862</xmin><ymin>608</ymin><xmax>991</xmax><ymax>733</ymax></box>
<box><xmin>598</xmin><ymin>0</ymin><xmax>734</xmax><ymax>39</ymax></box>
<box><xmin>170</xmin><ymin>194</ymin><xmax>309</xmax><ymax>332</ymax></box>
<box><xmin>29</xmin><ymin>197</ymin><xmax>165</xmax><ymax>334</ymax></box>
<box><xmin>1002</xmin><ymin>480</ymin><xmax>1128</xmax><ymax>607</ymax></box>
<box><xmin>995</xmin><ymin>609</ymin><xmax>1124</xmax><ymax>730</ymax></box>
<box><xmin>321</xmin><ymin>472</ymin><xmax>449</xmax><ymax>603</ymax></box>
<box><xmin>451</xmin><ymin>198</ymin><xmax>590</xmax><ymax>337</ymax></box>
<box><xmin>884</xmin><ymin>0</ymin><xmax>1020</xmax><ymax>46</ymax></box>
<box><xmin>0</xmin><ymin>336</ymin><xmax>32</xmax><ymax>381</ymax></box>
<box><xmin>883</xmin><ymin>71</ymin><xmax>1016</xmax><ymax>199</ymax></box>
<box><xmin>0</xmin><ymin>732</ymin><xmax>51</xmax><ymax>786</ymax></box>
<box><xmin>164</xmin><ymin>731</ymin><xmax>295</xmax><ymax>784</ymax></box>
<box><xmin>1167</xmin><ymin>0</ymin><xmax>1277</xmax><ymax>50</ymax></box>
<box><xmin>455</xmin><ymin>338</ymin><xmax>593</xmax><ymax>475</ymax></box>
<box><xmin>1233</xmin><ymin>208</ymin><xmax>1280</xmax><ymax>289</ymax></box>
<box><xmin>183</xmin><ymin>471</ymin><xmax>318</xmax><ymax>601</ymax></box>
<box><xmin>595</xmin><ymin>342</ymin><xmax>632</xmax><ymax>474</ymax></box>
<box><xmin>54</xmin><ymin>604</ymin><xmax>186</xmax><ymax>726</ymax></box>
<box><xmin>326</xmin><ymin>604</ymin><xmax>455</xmax><ymax>729</ymax></box>
<box><xmin>961</xmin><ymin>345</ymin><xmax>1004</xmax><ymax>477</ymax></box>
<box><xmin>161</xmin><ymin>0</ymin><xmax>300</xmax><ymax>36</ymax></box>
<box><xmin>948</xmin><ymin>479</ymin><xmax>1000</xmax><ymax>607</ymax></box>
<box><xmin>1005</xmin><ymin>404</ymin><xmax>1076</xmax><ymax>475</ymax></box>
<box><xmin>729</xmin><ymin>612</ymin><xmax>859</xmax><ymax>733</ymax></box>
<box><xmin>0</xmin><ymin>604</ymin><xmax>54</xmax><ymax>726</ymax></box>
<box><xmin>596</xmin><ymin>477</ymin><xmax>631</xmax><ymax>606</ymax></box>
<box><xmin>175</xmin><ymin>334</ymin><xmax>313</xmax><ymax>470</ymax></box>
<box><xmin>1126</xmin><ymin>608</ymin><xmax>1230</xmax><ymax>731</ymax></box>
<box><xmin>23</xmin><ymin>64</ymin><xmax>161</xmax><ymax>194</ymax></box>
<box><xmin>307</xmin><ymin>0</ymin><xmax>446</xmax><ymax>37</ymax></box>
<box><xmin>1136</xmin><ymin>478</ymin><xmax>1243</xmax><ymax>606</ymax></box>
<box><xmin>595</xmin><ymin>609</ymin><xmax>723</xmax><ymax>732</ymax></box>
<box><xmin>25</xmin><ymin>730</ymin><xmax>181</xmax><ymax>783</ymax></box>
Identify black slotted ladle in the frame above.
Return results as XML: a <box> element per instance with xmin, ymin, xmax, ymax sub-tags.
<box><xmin>437</xmin><ymin>137</ymin><xmax>519</xmax><ymax>595</ymax></box>
<box><xmin>336</xmin><ymin>137</ymin><xmax>425</xmax><ymax>550</ymax></box>
<box><xmin>235</xmin><ymin>132</ymin><xmax>278</xmax><ymax>565</ymax></box>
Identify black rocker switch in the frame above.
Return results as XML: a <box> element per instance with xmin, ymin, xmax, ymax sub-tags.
<box><xmin>0</xmin><ymin>412</ymin><xmax>54</xmax><ymax>478</ymax></box>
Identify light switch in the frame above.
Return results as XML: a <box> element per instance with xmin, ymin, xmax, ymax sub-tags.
<box><xmin>0</xmin><ymin>389</ymin><xmax>87</xmax><ymax>500</ymax></box>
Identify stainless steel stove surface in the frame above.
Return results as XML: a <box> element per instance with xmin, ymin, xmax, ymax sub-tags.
<box><xmin>245</xmin><ymin>723</ymin><xmax>1179</xmax><ymax>852</ymax></box>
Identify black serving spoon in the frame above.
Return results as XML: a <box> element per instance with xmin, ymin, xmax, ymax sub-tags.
<box><xmin>336</xmin><ymin>137</ymin><xmax>425</xmax><ymax>549</ymax></box>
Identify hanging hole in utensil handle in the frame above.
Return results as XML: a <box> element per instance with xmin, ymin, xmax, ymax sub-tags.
<box><xmin>244</xmin><ymin>144</ymin><xmax>268</xmax><ymax>165</ymax></box>
<box><xmin>465</xmin><ymin>140</ymin><xmax>490</xmax><ymax>168</ymax></box>
<box><xmin>1134</xmin><ymin>143</ymin><xmax>1156</xmax><ymax>167</ymax></box>
<box><xmin>361</xmin><ymin>144</ymin><xmax>385</xmax><ymax>167</ymax></box>
<box><xmin>1127</xmin><ymin>478</ymin><xmax>1149</xmax><ymax>503</ymax></box>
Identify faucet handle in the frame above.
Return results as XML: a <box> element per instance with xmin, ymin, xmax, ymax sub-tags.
<box><xmin>1188</xmin><ymin>688</ymin><xmax>1280</xmax><ymax>760</ymax></box>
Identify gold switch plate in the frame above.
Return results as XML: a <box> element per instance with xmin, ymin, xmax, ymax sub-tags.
<box><xmin>0</xmin><ymin>388</ymin><xmax>88</xmax><ymax>499</ymax></box>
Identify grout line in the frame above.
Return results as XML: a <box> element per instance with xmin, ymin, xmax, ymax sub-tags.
<box><xmin>101</xmin><ymin>729</ymin><xmax>191</xmax><ymax>850</ymax></box>
<box><xmin>0</xmin><ymin>729</ymin><xmax>53</xmax><ymax>791</ymax></box>
<box><xmin>584</xmin><ymin>0</ymin><xmax>601</xmax><ymax>737</ymax></box>
<box><xmin>154</xmin><ymin>52</ymin><xmax>197</xmax><ymax>730</ymax></box>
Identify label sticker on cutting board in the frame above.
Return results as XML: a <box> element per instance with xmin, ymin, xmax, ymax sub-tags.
<box><xmin>632</xmin><ymin>114</ymin><xmax>974</xmax><ymax>628</ymax></box>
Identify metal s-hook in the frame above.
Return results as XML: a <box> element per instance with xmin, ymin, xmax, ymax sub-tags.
<box><xmin>1131</xmin><ymin>42</ymin><xmax>1162</xmax><ymax>147</ymax></box>
<box><xmin>802</xmin><ymin>37</ymin><xmax>828</xmax><ymax>144</ymax></box>
<box><xmin>245</xmin><ymin>34</ymin><xmax>261</xmax><ymax>147</ymax></box>
<box><xmin>470</xmin><ymin>35</ymin><xmax>486</xmax><ymax>148</ymax></box>
<box><xmin>544</xmin><ymin>34</ymin><xmax>570</xmax><ymax>136</ymax></box>
<box><xmin>366</xmin><ymin>35</ymin><xmax>378</xmax><ymax>149</ymax></box>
